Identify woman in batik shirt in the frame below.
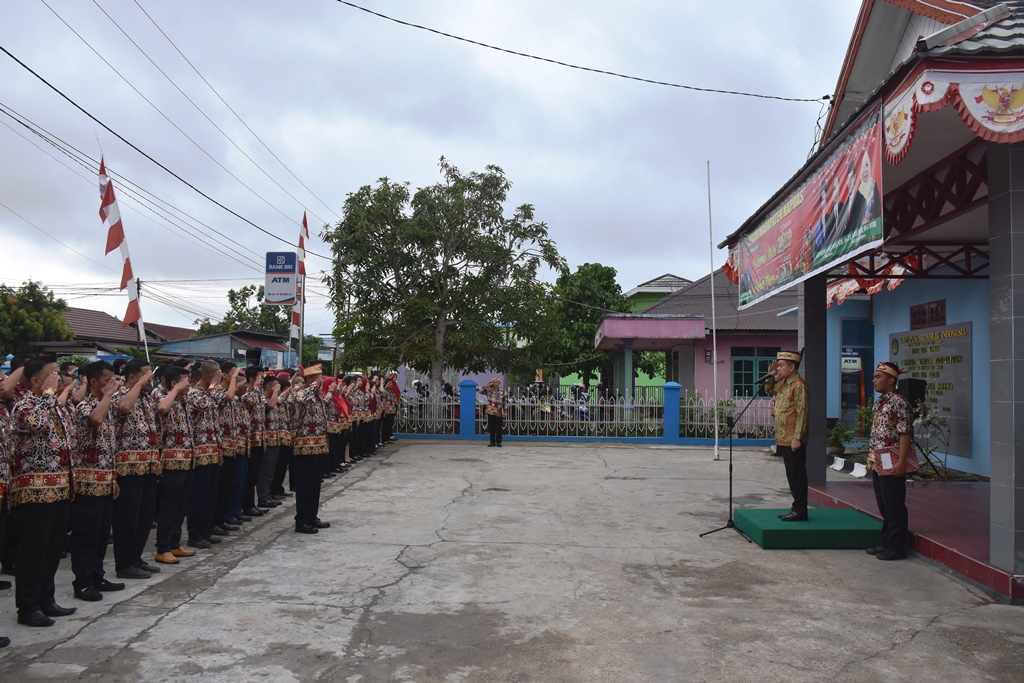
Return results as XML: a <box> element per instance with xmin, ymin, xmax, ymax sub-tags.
<box><xmin>479</xmin><ymin>377</ymin><xmax>507</xmax><ymax>448</ymax></box>
<box><xmin>153</xmin><ymin>366</ymin><xmax>196</xmax><ymax>565</ymax></box>
<box><xmin>185</xmin><ymin>360</ymin><xmax>233</xmax><ymax>549</ymax></box>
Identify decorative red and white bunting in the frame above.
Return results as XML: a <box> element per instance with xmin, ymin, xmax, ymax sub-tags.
<box><xmin>290</xmin><ymin>212</ymin><xmax>309</xmax><ymax>341</ymax></box>
<box><xmin>99</xmin><ymin>158</ymin><xmax>147</xmax><ymax>351</ymax></box>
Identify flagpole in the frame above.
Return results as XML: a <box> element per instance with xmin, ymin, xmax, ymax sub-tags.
<box><xmin>297</xmin><ymin>274</ymin><xmax>304</xmax><ymax>364</ymax></box>
<box><xmin>708</xmin><ymin>161</ymin><xmax>720</xmax><ymax>461</ymax></box>
<box><xmin>138</xmin><ymin>279</ymin><xmax>150</xmax><ymax>362</ymax></box>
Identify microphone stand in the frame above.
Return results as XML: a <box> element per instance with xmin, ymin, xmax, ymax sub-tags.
<box><xmin>699</xmin><ymin>375</ymin><xmax>771</xmax><ymax>542</ymax></box>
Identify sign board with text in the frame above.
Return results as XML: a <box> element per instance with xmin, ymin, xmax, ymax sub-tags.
<box><xmin>889</xmin><ymin>321</ymin><xmax>972</xmax><ymax>457</ymax></box>
<box><xmin>265</xmin><ymin>252</ymin><xmax>297</xmax><ymax>305</ymax></box>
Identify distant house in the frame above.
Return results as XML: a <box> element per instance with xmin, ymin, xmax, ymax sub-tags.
<box><xmin>145</xmin><ymin>322</ymin><xmax>196</xmax><ymax>343</ymax></box>
<box><xmin>159</xmin><ymin>330</ymin><xmax>296</xmax><ymax>369</ymax></box>
<box><xmin>623</xmin><ymin>274</ymin><xmax>691</xmax><ymax>312</ymax></box>
<box><xmin>33</xmin><ymin>307</ymin><xmax>165</xmax><ymax>360</ymax></box>
<box><xmin>639</xmin><ymin>268</ymin><xmax>798</xmax><ymax>398</ymax></box>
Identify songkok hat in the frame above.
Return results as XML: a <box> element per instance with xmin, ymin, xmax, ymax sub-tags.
<box><xmin>777</xmin><ymin>350</ymin><xmax>802</xmax><ymax>364</ymax></box>
<box><xmin>876</xmin><ymin>362</ymin><xmax>900</xmax><ymax>379</ymax></box>
<box><xmin>302</xmin><ymin>364</ymin><xmax>323</xmax><ymax>378</ymax></box>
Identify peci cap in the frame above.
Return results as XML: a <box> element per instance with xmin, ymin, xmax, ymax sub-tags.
<box><xmin>302</xmin><ymin>364</ymin><xmax>323</xmax><ymax>378</ymax></box>
<box><xmin>777</xmin><ymin>351</ymin><xmax>802</xmax><ymax>364</ymax></box>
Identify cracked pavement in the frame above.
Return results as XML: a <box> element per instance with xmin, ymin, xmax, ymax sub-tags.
<box><xmin>0</xmin><ymin>441</ymin><xmax>1021</xmax><ymax>682</ymax></box>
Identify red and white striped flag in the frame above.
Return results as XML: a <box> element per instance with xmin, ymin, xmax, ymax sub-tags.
<box><xmin>290</xmin><ymin>212</ymin><xmax>309</xmax><ymax>341</ymax></box>
<box><xmin>99</xmin><ymin>158</ymin><xmax>146</xmax><ymax>339</ymax></box>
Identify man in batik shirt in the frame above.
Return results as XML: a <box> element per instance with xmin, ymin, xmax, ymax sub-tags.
<box><xmin>765</xmin><ymin>350</ymin><xmax>810</xmax><ymax>521</ymax></box>
<box><xmin>213</xmin><ymin>362</ymin><xmax>242</xmax><ymax>535</ymax></box>
<box><xmin>71</xmin><ymin>361</ymin><xmax>124</xmax><ymax>601</ymax></box>
<box><xmin>290</xmin><ymin>365</ymin><xmax>330</xmax><ymax>534</ymax></box>
<box><xmin>224</xmin><ymin>370</ymin><xmax>250</xmax><ymax>526</ymax></box>
<box><xmin>0</xmin><ymin>368</ymin><xmax>11</xmax><ymax>647</ymax></box>
<box><xmin>479</xmin><ymin>377</ymin><xmax>507</xmax><ymax>448</ymax></box>
<box><xmin>257</xmin><ymin>375</ymin><xmax>283</xmax><ymax>508</ymax></box>
<box><xmin>9</xmin><ymin>356</ymin><xmax>77</xmax><ymax>627</ymax></box>
<box><xmin>865</xmin><ymin>361</ymin><xmax>918</xmax><ymax>561</ymax></box>
<box><xmin>187</xmin><ymin>361</ymin><xmax>235</xmax><ymax>548</ymax></box>
<box><xmin>242</xmin><ymin>367</ymin><xmax>267</xmax><ymax>517</ymax></box>
<box><xmin>153</xmin><ymin>366</ymin><xmax>196</xmax><ymax>565</ymax></box>
<box><xmin>111</xmin><ymin>359</ymin><xmax>161</xmax><ymax>579</ymax></box>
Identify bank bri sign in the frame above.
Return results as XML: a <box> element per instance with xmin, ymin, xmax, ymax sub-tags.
<box><xmin>264</xmin><ymin>252</ymin><xmax>298</xmax><ymax>305</ymax></box>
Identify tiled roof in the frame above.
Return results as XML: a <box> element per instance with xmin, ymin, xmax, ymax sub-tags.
<box><xmin>61</xmin><ymin>307</ymin><xmax>162</xmax><ymax>346</ymax></box>
<box><xmin>920</xmin><ymin>2</ymin><xmax>1024</xmax><ymax>56</ymax></box>
<box><xmin>634</xmin><ymin>273</ymin><xmax>691</xmax><ymax>289</ymax></box>
<box><xmin>145</xmin><ymin>322</ymin><xmax>196</xmax><ymax>342</ymax></box>
<box><xmin>639</xmin><ymin>269</ymin><xmax>798</xmax><ymax>332</ymax></box>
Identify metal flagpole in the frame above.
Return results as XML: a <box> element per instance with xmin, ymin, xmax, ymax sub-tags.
<box><xmin>297</xmin><ymin>274</ymin><xmax>304</xmax><ymax>364</ymax></box>
<box><xmin>707</xmin><ymin>161</ymin><xmax>720</xmax><ymax>461</ymax></box>
<box><xmin>137</xmin><ymin>279</ymin><xmax>150</xmax><ymax>362</ymax></box>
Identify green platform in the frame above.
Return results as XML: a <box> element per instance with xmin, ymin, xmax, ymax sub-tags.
<box><xmin>734</xmin><ymin>508</ymin><xmax>882</xmax><ymax>549</ymax></box>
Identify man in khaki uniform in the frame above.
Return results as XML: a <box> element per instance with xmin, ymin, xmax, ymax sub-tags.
<box><xmin>765</xmin><ymin>351</ymin><xmax>810</xmax><ymax>521</ymax></box>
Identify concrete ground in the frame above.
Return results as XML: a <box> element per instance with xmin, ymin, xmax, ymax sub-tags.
<box><xmin>0</xmin><ymin>441</ymin><xmax>1021</xmax><ymax>682</ymax></box>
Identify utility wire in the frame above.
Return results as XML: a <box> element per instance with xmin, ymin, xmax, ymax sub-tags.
<box><xmin>129</xmin><ymin>0</ymin><xmax>342</xmax><ymax>222</ymax></box>
<box><xmin>0</xmin><ymin>200</ymin><xmax>120</xmax><ymax>273</ymax></box>
<box><xmin>0</xmin><ymin>43</ymin><xmax>331</xmax><ymax>260</ymax></box>
<box><xmin>89</xmin><ymin>0</ymin><xmax>331</xmax><ymax>227</ymax></box>
<box><xmin>335</xmin><ymin>0</ymin><xmax>828</xmax><ymax>103</ymax></box>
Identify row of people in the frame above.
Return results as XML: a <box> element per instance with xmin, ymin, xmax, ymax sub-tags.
<box><xmin>0</xmin><ymin>355</ymin><xmax>399</xmax><ymax>643</ymax></box>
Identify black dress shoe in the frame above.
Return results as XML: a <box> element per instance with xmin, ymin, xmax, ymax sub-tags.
<box><xmin>877</xmin><ymin>548</ymin><xmax>907</xmax><ymax>561</ymax></box>
<box><xmin>188</xmin><ymin>537</ymin><xmax>212</xmax><ymax>549</ymax></box>
<box><xmin>239</xmin><ymin>515</ymin><xmax>253</xmax><ymax>522</ymax></box>
<box><xmin>295</xmin><ymin>524</ymin><xmax>319</xmax><ymax>534</ymax></box>
<box><xmin>17</xmin><ymin>610</ymin><xmax>54</xmax><ymax>627</ymax></box>
<box><xmin>205</xmin><ymin>534</ymin><xmax>223</xmax><ymax>544</ymax></box>
<box><xmin>219</xmin><ymin>523</ymin><xmax>241</xmax><ymax>532</ymax></box>
<box><xmin>0</xmin><ymin>636</ymin><xmax>9</xmax><ymax>647</ymax></box>
<box><xmin>41</xmin><ymin>603</ymin><xmax>77</xmax><ymax>617</ymax></box>
<box><xmin>246</xmin><ymin>507</ymin><xmax>265</xmax><ymax>516</ymax></box>
<box><xmin>95</xmin><ymin>579</ymin><xmax>125</xmax><ymax>592</ymax></box>
<box><xmin>0</xmin><ymin>580</ymin><xmax>11</xmax><ymax>590</ymax></box>
<box><xmin>74</xmin><ymin>587</ymin><xmax>103</xmax><ymax>602</ymax></box>
<box><xmin>210</xmin><ymin>526</ymin><xmax>231</xmax><ymax>536</ymax></box>
<box><xmin>136</xmin><ymin>561</ymin><xmax>162</xmax><ymax>574</ymax></box>
<box><xmin>314</xmin><ymin>519</ymin><xmax>330</xmax><ymax>529</ymax></box>
<box><xmin>257</xmin><ymin>501</ymin><xmax>275</xmax><ymax>509</ymax></box>
<box><xmin>779</xmin><ymin>511</ymin><xmax>808</xmax><ymax>522</ymax></box>
<box><xmin>778</xmin><ymin>511</ymin><xmax>793</xmax><ymax>519</ymax></box>
<box><xmin>864</xmin><ymin>545</ymin><xmax>887</xmax><ymax>555</ymax></box>
<box><xmin>116</xmin><ymin>566</ymin><xmax>151</xmax><ymax>579</ymax></box>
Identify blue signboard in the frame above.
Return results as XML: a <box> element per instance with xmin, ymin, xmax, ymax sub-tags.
<box><xmin>265</xmin><ymin>252</ymin><xmax>298</xmax><ymax>305</ymax></box>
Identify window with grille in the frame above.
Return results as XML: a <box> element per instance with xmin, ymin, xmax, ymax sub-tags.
<box><xmin>731</xmin><ymin>346</ymin><xmax>780</xmax><ymax>397</ymax></box>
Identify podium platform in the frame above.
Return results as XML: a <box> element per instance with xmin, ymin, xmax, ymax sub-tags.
<box><xmin>734</xmin><ymin>508</ymin><xmax>881</xmax><ymax>550</ymax></box>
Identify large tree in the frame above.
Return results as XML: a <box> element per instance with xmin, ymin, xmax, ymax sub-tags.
<box><xmin>0</xmin><ymin>280</ymin><xmax>74</xmax><ymax>354</ymax></box>
<box><xmin>323</xmin><ymin>158</ymin><xmax>565</xmax><ymax>388</ymax></box>
<box><xmin>194</xmin><ymin>285</ymin><xmax>290</xmax><ymax>337</ymax></box>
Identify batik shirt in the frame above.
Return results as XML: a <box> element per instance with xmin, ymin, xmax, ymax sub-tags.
<box><xmin>349</xmin><ymin>387</ymin><xmax>369</xmax><ymax>423</ymax></box>
<box><xmin>265</xmin><ymin>397</ymin><xmax>288</xmax><ymax>448</ymax></box>
<box><xmin>243</xmin><ymin>386</ymin><xmax>267</xmax><ymax>449</ymax></box>
<box><xmin>290</xmin><ymin>384</ymin><xmax>329</xmax><ymax>455</ymax></box>
<box><xmin>325</xmin><ymin>388</ymin><xmax>349</xmax><ymax>434</ymax></box>
<box><xmin>188</xmin><ymin>385</ymin><xmax>225</xmax><ymax>467</ymax></box>
<box><xmin>0</xmin><ymin>406</ymin><xmax>11</xmax><ymax>505</ymax></box>
<box><xmin>233</xmin><ymin>395</ymin><xmax>249</xmax><ymax>457</ymax></box>
<box><xmin>766</xmin><ymin>374</ymin><xmax>809</xmax><ymax>446</ymax></box>
<box><xmin>381</xmin><ymin>387</ymin><xmax>398</xmax><ymax>415</ymax></box>
<box><xmin>220</xmin><ymin>392</ymin><xmax>240</xmax><ymax>458</ymax></box>
<box><xmin>868</xmin><ymin>390</ymin><xmax>918</xmax><ymax>475</ymax></box>
<box><xmin>483</xmin><ymin>386</ymin><xmax>507</xmax><ymax>418</ymax></box>
<box><xmin>155</xmin><ymin>387</ymin><xmax>194</xmax><ymax>471</ymax></box>
<box><xmin>113</xmin><ymin>386</ymin><xmax>161</xmax><ymax>477</ymax></box>
<box><xmin>9</xmin><ymin>391</ymin><xmax>74</xmax><ymax>507</ymax></box>
<box><xmin>74</xmin><ymin>394</ymin><xmax>117</xmax><ymax>496</ymax></box>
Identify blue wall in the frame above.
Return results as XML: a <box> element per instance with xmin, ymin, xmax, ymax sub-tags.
<box><xmin>870</xmin><ymin>279</ymin><xmax>991</xmax><ymax>476</ymax></box>
<box><xmin>826</xmin><ymin>299</ymin><xmax>872</xmax><ymax>419</ymax></box>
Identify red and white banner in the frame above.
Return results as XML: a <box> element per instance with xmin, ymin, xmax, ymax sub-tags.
<box><xmin>290</xmin><ymin>213</ymin><xmax>309</xmax><ymax>341</ymax></box>
<box><xmin>99</xmin><ymin>158</ymin><xmax>146</xmax><ymax>342</ymax></box>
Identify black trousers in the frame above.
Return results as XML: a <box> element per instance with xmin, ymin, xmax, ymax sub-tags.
<box><xmin>382</xmin><ymin>413</ymin><xmax>396</xmax><ymax>441</ymax></box>
<box><xmin>872</xmin><ymin>471</ymin><xmax>909</xmax><ymax>551</ymax></box>
<box><xmin>156</xmin><ymin>469</ymin><xmax>193</xmax><ymax>554</ymax></box>
<box><xmin>272</xmin><ymin>446</ymin><xmax>293</xmax><ymax>495</ymax></box>
<box><xmin>244</xmin><ymin>446</ymin><xmax>264</xmax><ymax>511</ymax></box>
<box><xmin>291</xmin><ymin>454</ymin><xmax>323</xmax><ymax>528</ymax></box>
<box><xmin>487</xmin><ymin>414</ymin><xmax>504</xmax><ymax>445</ymax></box>
<box><xmin>257</xmin><ymin>446</ymin><xmax>279</xmax><ymax>504</ymax></box>
<box><xmin>70</xmin><ymin>494</ymin><xmax>113</xmax><ymax>591</ymax></box>
<box><xmin>0</xmin><ymin>506</ymin><xmax>16</xmax><ymax>573</ymax></box>
<box><xmin>188</xmin><ymin>464</ymin><xmax>219</xmax><ymax>540</ymax></box>
<box><xmin>215</xmin><ymin>456</ymin><xmax>237</xmax><ymax>526</ymax></box>
<box><xmin>12</xmin><ymin>499</ymin><xmax>71</xmax><ymax>615</ymax></box>
<box><xmin>112</xmin><ymin>474</ymin><xmax>158</xmax><ymax>572</ymax></box>
<box><xmin>349</xmin><ymin>424</ymin><xmax>363</xmax><ymax>459</ymax></box>
<box><xmin>777</xmin><ymin>444</ymin><xmax>808</xmax><ymax>514</ymax></box>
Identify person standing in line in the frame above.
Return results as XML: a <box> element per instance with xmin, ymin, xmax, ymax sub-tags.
<box><xmin>289</xmin><ymin>365</ymin><xmax>330</xmax><ymax>534</ymax></box>
<box><xmin>9</xmin><ymin>356</ymin><xmax>77</xmax><ymax>627</ymax></box>
<box><xmin>70</xmin><ymin>361</ymin><xmax>125</xmax><ymax>601</ymax></box>
<box><xmin>765</xmin><ymin>351</ymin><xmax>810</xmax><ymax>521</ymax></box>
<box><xmin>865</xmin><ymin>362</ymin><xmax>919</xmax><ymax>561</ymax></box>
<box><xmin>479</xmin><ymin>377</ymin><xmax>507</xmax><ymax>448</ymax></box>
<box><xmin>225</xmin><ymin>369</ymin><xmax>251</xmax><ymax>525</ymax></box>
<box><xmin>186</xmin><ymin>360</ymin><xmax>229</xmax><ymax>549</ymax></box>
<box><xmin>0</xmin><ymin>366</ymin><xmax>12</xmax><ymax>647</ymax></box>
<box><xmin>111</xmin><ymin>359</ymin><xmax>162</xmax><ymax>579</ymax></box>
<box><xmin>256</xmin><ymin>375</ymin><xmax>283</xmax><ymax>509</ymax></box>
<box><xmin>153</xmin><ymin>366</ymin><xmax>196</xmax><ymax>565</ymax></box>
<box><xmin>242</xmin><ymin>367</ymin><xmax>267</xmax><ymax>518</ymax></box>
<box><xmin>212</xmin><ymin>362</ymin><xmax>241</xmax><ymax>537</ymax></box>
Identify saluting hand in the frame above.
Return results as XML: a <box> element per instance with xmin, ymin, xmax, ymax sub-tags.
<box><xmin>42</xmin><ymin>371</ymin><xmax>60</xmax><ymax>394</ymax></box>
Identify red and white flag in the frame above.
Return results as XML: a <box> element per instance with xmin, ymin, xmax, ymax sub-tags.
<box><xmin>290</xmin><ymin>212</ymin><xmax>309</xmax><ymax>341</ymax></box>
<box><xmin>99</xmin><ymin>158</ymin><xmax>146</xmax><ymax>339</ymax></box>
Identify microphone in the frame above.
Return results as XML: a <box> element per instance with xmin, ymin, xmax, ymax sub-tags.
<box><xmin>754</xmin><ymin>370</ymin><xmax>777</xmax><ymax>384</ymax></box>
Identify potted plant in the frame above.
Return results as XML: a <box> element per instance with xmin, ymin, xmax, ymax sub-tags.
<box><xmin>827</xmin><ymin>421</ymin><xmax>852</xmax><ymax>456</ymax></box>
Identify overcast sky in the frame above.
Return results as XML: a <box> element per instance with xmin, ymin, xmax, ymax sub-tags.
<box><xmin>0</xmin><ymin>0</ymin><xmax>861</xmax><ymax>337</ymax></box>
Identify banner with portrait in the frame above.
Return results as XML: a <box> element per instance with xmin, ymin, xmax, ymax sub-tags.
<box><xmin>736</xmin><ymin>105</ymin><xmax>884</xmax><ymax>309</ymax></box>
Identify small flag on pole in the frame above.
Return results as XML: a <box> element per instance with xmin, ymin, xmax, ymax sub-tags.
<box><xmin>291</xmin><ymin>212</ymin><xmax>308</xmax><ymax>341</ymax></box>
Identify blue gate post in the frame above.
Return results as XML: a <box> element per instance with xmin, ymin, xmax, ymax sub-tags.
<box><xmin>459</xmin><ymin>379</ymin><xmax>478</xmax><ymax>439</ymax></box>
<box><xmin>662</xmin><ymin>382</ymin><xmax>681</xmax><ymax>445</ymax></box>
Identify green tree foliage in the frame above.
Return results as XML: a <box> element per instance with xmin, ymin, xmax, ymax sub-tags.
<box><xmin>0</xmin><ymin>281</ymin><xmax>74</xmax><ymax>354</ymax></box>
<box><xmin>323</xmin><ymin>158</ymin><xmax>565</xmax><ymax>388</ymax></box>
<box><xmin>541</xmin><ymin>263</ymin><xmax>659</xmax><ymax>388</ymax></box>
<box><xmin>194</xmin><ymin>285</ymin><xmax>290</xmax><ymax>337</ymax></box>
<box><xmin>301</xmin><ymin>334</ymin><xmax>323</xmax><ymax>368</ymax></box>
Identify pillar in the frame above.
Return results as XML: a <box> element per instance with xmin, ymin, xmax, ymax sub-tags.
<box><xmin>459</xmin><ymin>379</ymin><xmax>478</xmax><ymax>439</ymax></box>
<box><xmin>799</xmin><ymin>275</ymin><xmax>828</xmax><ymax>485</ymax></box>
<box><xmin>987</xmin><ymin>142</ymin><xmax>1024</xmax><ymax>574</ymax></box>
<box><xmin>623</xmin><ymin>339</ymin><xmax>635</xmax><ymax>403</ymax></box>
<box><xmin>663</xmin><ymin>382</ymin><xmax>681</xmax><ymax>443</ymax></box>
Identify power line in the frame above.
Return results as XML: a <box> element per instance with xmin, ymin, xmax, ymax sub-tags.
<box><xmin>0</xmin><ymin>200</ymin><xmax>120</xmax><ymax>274</ymax></box>
<box><xmin>334</xmin><ymin>1</ymin><xmax>828</xmax><ymax>103</ymax></box>
<box><xmin>129</xmin><ymin>0</ymin><xmax>342</xmax><ymax>223</ymax></box>
<box><xmin>0</xmin><ymin>43</ymin><xmax>332</xmax><ymax>260</ymax></box>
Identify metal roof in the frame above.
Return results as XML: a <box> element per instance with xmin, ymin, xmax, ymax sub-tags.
<box><xmin>920</xmin><ymin>2</ymin><xmax>1024</xmax><ymax>56</ymax></box>
<box><xmin>639</xmin><ymin>269</ymin><xmax>799</xmax><ymax>332</ymax></box>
